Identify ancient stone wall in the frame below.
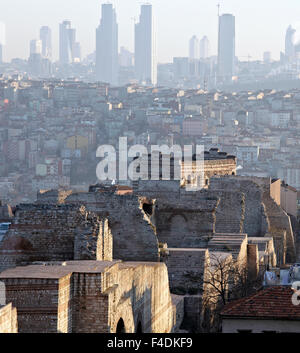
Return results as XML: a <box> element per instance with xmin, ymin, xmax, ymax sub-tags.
<box><xmin>211</xmin><ymin>191</ymin><xmax>245</xmax><ymax>234</ymax></box>
<box><xmin>36</xmin><ymin>189</ymin><xmax>73</xmax><ymax>204</ymax></box>
<box><xmin>1</xmin><ymin>277</ymin><xmax>61</xmax><ymax>333</ymax></box>
<box><xmin>181</xmin><ymin>296</ymin><xmax>203</xmax><ymax>333</ymax></box>
<box><xmin>163</xmin><ymin>249</ymin><xmax>209</xmax><ymax>295</ymax></box>
<box><xmin>65</xmin><ymin>192</ymin><xmax>159</xmax><ymax>262</ymax></box>
<box><xmin>72</xmin><ymin>272</ymin><xmax>108</xmax><ymax>333</ymax></box>
<box><xmin>152</xmin><ymin>199</ymin><xmax>218</xmax><ymax>248</ymax></box>
<box><xmin>247</xmin><ymin>244</ymin><xmax>259</xmax><ymax>280</ymax></box>
<box><xmin>0</xmin><ymin>261</ymin><xmax>183</xmax><ymax>333</ymax></box>
<box><xmin>0</xmin><ymin>303</ymin><xmax>17</xmax><ymax>333</ymax></box>
<box><xmin>209</xmin><ymin>177</ymin><xmax>267</xmax><ymax>236</ymax></box>
<box><xmin>57</xmin><ymin>274</ymin><xmax>73</xmax><ymax>333</ymax></box>
<box><xmin>105</xmin><ymin>262</ymin><xmax>179</xmax><ymax>333</ymax></box>
<box><xmin>0</xmin><ymin>205</ymin><xmax>113</xmax><ymax>271</ymax></box>
<box><xmin>209</xmin><ymin>176</ymin><xmax>295</xmax><ymax>264</ymax></box>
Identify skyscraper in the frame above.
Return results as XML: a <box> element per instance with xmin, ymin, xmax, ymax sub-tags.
<box><xmin>218</xmin><ymin>14</ymin><xmax>235</xmax><ymax>81</ymax></box>
<box><xmin>40</xmin><ymin>26</ymin><xmax>52</xmax><ymax>60</ymax></box>
<box><xmin>285</xmin><ymin>25</ymin><xmax>296</xmax><ymax>62</ymax></box>
<box><xmin>189</xmin><ymin>35</ymin><xmax>199</xmax><ymax>60</ymax></box>
<box><xmin>30</xmin><ymin>40</ymin><xmax>42</xmax><ymax>55</ymax></box>
<box><xmin>135</xmin><ymin>4</ymin><xmax>157</xmax><ymax>85</ymax></box>
<box><xmin>200</xmin><ymin>36</ymin><xmax>210</xmax><ymax>59</ymax></box>
<box><xmin>0</xmin><ymin>22</ymin><xmax>5</xmax><ymax>63</ymax></box>
<box><xmin>59</xmin><ymin>20</ymin><xmax>75</xmax><ymax>65</ymax></box>
<box><xmin>72</xmin><ymin>42</ymin><xmax>81</xmax><ymax>63</ymax></box>
<box><xmin>96</xmin><ymin>3</ymin><xmax>119</xmax><ymax>85</ymax></box>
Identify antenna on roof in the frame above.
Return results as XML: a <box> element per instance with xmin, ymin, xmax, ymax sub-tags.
<box><xmin>217</xmin><ymin>3</ymin><xmax>220</xmax><ymax>17</ymax></box>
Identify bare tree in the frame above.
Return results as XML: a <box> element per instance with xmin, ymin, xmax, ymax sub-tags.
<box><xmin>202</xmin><ymin>252</ymin><xmax>263</xmax><ymax>332</ymax></box>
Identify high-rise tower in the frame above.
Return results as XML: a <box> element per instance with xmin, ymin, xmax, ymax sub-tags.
<box><xmin>218</xmin><ymin>14</ymin><xmax>235</xmax><ymax>81</ymax></box>
<box><xmin>135</xmin><ymin>4</ymin><xmax>157</xmax><ymax>85</ymax></box>
<box><xmin>96</xmin><ymin>3</ymin><xmax>119</xmax><ymax>85</ymax></box>
<box><xmin>285</xmin><ymin>25</ymin><xmax>296</xmax><ymax>62</ymax></box>
<box><xmin>200</xmin><ymin>36</ymin><xmax>210</xmax><ymax>59</ymax></box>
<box><xmin>40</xmin><ymin>26</ymin><xmax>52</xmax><ymax>60</ymax></box>
<box><xmin>59</xmin><ymin>20</ymin><xmax>74</xmax><ymax>65</ymax></box>
<box><xmin>189</xmin><ymin>35</ymin><xmax>199</xmax><ymax>60</ymax></box>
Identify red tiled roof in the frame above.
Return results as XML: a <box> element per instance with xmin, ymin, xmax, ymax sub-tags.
<box><xmin>221</xmin><ymin>286</ymin><xmax>300</xmax><ymax>320</ymax></box>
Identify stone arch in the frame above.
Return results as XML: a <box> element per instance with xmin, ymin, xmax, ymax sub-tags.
<box><xmin>111</xmin><ymin>299</ymin><xmax>135</xmax><ymax>333</ymax></box>
<box><xmin>168</xmin><ymin>213</ymin><xmax>188</xmax><ymax>224</ymax></box>
<box><xmin>116</xmin><ymin>318</ymin><xmax>126</xmax><ymax>333</ymax></box>
<box><xmin>165</xmin><ymin>213</ymin><xmax>190</xmax><ymax>247</ymax></box>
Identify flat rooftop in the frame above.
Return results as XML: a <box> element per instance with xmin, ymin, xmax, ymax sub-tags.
<box><xmin>0</xmin><ymin>260</ymin><xmax>120</xmax><ymax>279</ymax></box>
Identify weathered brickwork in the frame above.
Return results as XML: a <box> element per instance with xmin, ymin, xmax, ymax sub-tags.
<box><xmin>152</xmin><ymin>200</ymin><xmax>219</xmax><ymax>248</ymax></box>
<box><xmin>65</xmin><ymin>192</ymin><xmax>159</xmax><ymax>262</ymax></box>
<box><xmin>209</xmin><ymin>176</ymin><xmax>295</xmax><ymax>263</ymax></box>
<box><xmin>0</xmin><ymin>205</ymin><xmax>113</xmax><ymax>271</ymax></box>
<box><xmin>162</xmin><ymin>249</ymin><xmax>209</xmax><ymax>295</ymax></box>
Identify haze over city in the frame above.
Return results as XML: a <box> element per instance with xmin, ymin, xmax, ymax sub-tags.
<box><xmin>1</xmin><ymin>0</ymin><xmax>300</xmax><ymax>338</ymax></box>
<box><xmin>1</xmin><ymin>0</ymin><xmax>300</xmax><ymax>62</ymax></box>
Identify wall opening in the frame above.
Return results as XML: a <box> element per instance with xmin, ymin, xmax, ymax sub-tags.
<box><xmin>143</xmin><ymin>203</ymin><xmax>153</xmax><ymax>216</ymax></box>
<box><xmin>116</xmin><ymin>318</ymin><xmax>126</xmax><ymax>333</ymax></box>
<box><xmin>136</xmin><ymin>321</ymin><xmax>143</xmax><ymax>334</ymax></box>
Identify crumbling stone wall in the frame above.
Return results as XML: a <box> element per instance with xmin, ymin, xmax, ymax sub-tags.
<box><xmin>209</xmin><ymin>176</ymin><xmax>295</xmax><ymax>263</ymax></box>
<box><xmin>209</xmin><ymin>177</ymin><xmax>267</xmax><ymax>236</ymax></box>
<box><xmin>73</xmin><ymin>208</ymin><xmax>112</xmax><ymax>262</ymax></box>
<box><xmin>65</xmin><ymin>192</ymin><xmax>159</xmax><ymax>262</ymax></box>
<box><xmin>210</xmin><ymin>191</ymin><xmax>245</xmax><ymax>234</ymax></box>
<box><xmin>262</xmin><ymin>191</ymin><xmax>295</xmax><ymax>263</ymax></box>
<box><xmin>0</xmin><ymin>204</ymin><xmax>113</xmax><ymax>271</ymax></box>
<box><xmin>37</xmin><ymin>189</ymin><xmax>73</xmax><ymax>204</ymax></box>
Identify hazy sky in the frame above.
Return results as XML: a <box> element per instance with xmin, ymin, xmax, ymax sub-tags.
<box><xmin>1</xmin><ymin>0</ymin><xmax>300</xmax><ymax>63</ymax></box>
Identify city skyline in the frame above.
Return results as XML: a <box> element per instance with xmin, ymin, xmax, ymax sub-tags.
<box><xmin>1</xmin><ymin>0</ymin><xmax>300</xmax><ymax>63</ymax></box>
